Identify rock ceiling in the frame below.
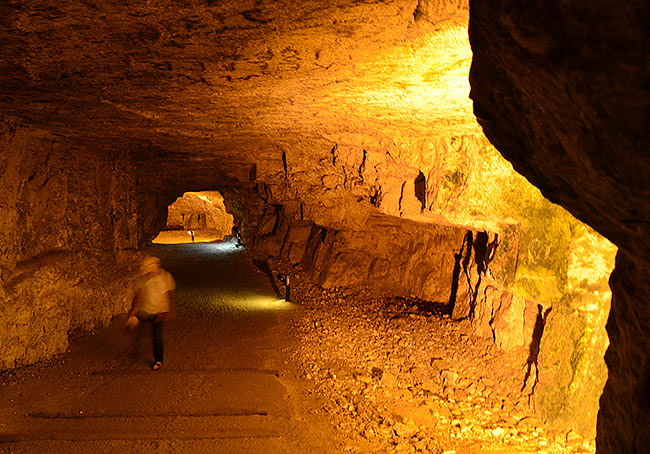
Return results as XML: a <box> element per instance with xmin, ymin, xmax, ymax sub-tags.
<box><xmin>469</xmin><ymin>0</ymin><xmax>650</xmax><ymax>258</ymax></box>
<box><xmin>0</xmin><ymin>0</ymin><xmax>475</xmax><ymax>185</ymax></box>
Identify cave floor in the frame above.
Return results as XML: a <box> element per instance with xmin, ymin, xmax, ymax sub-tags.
<box><xmin>0</xmin><ymin>243</ymin><xmax>335</xmax><ymax>454</ymax></box>
<box><xmin>0</xmin><ymin>243</ymin><xmax>593</xmax><ymax>453</ymax></box>
<box><xmin>265</xmin><ymin>258</ymin><xmax>596</xmax><ymax>454</ymax></box>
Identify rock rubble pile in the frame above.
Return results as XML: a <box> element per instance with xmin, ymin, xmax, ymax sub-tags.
<box><xmin>268</xmin><ymin>257</ymin><xmax>596</xmax><ymax>453</ymax></box>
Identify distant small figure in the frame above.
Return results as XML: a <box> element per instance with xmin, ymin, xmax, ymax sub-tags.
<box><xmin>127</xmin><ymin>256</ymin><xmax>176</xmax><ymax>371</ymax></box>
<box><xmin>232</xmin><ymin>226</ymin><xmax>243</xmax><ymax>248</ymax></box>
<box><xmin>188</xmin><ymin>230</ymin><xmax>195</xmax><ymax>242</ymax></box>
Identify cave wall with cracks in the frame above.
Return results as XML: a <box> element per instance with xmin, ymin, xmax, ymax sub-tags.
<box><xmin>469</xmin><ymin>0</ymin><xmax>650</xmax><ymax>451</ymax></box>
<box><xmin>0</xmin><ymin>0</ymin><xmax>636</xmax><ymax>448</ymax></box>
<box><xmin>0</xmin><ymin>118</ymin><xmax>140</xmax><ymax>368</ymax></box>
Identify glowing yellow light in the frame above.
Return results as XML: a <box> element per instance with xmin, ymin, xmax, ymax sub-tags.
<box><xmin>245</xmin><ymin>296</ymin><xmax>295</xmax><ymax>311</ymax></box>
<box><xmin>151</xmin><ymin>231</ymin><xmax>224</xmax><ymax>244</ymax></box>
<box><xmin>352</xmin><ymin>23</ymin><xmax>475</xmax><ymax>123</ymax></box>
<box><xmin>210</xmin><ymin>294</ymin><xmax>296</xmax><ymax>312</ymax></box>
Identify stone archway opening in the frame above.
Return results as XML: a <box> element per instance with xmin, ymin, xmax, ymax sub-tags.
<box><xmin>152</xmin><ymin>191</ymin><xmax>235</xmax><ymax>245</ymax></box>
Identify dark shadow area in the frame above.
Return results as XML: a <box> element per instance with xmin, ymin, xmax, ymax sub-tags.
<box><xmin>521</xmin><ymin>305</ymin><xmax>552</xmax><ymax>401</ymax></box>
<box><xmin>448</xmin><ymin>231</ymin><xmax>473</xmax><ymax>316</ymax></box>
<box><xmin>386</xmin><ymin>296</ymin><xmax>448</xmax><ymax>319</ymax></box>
<box><xmin>414</xmin><ymin>171</ymin><xmax>426</xmax><ymax>211</ymax></box>
<box><xmin>253</xmin><ymin>258</ymin><xmax>284</xmax><ymax>299</ymax></box>
<box><xmin>468</xmin><ymin>231</ymin><xmax>488</xmax><ymax>319</ymax></box>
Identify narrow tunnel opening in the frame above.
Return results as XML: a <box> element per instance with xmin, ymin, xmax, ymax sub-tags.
<box><xmin>152</xmin><ymin>191</ymin><xmax>236</xmax><ymax>245</ymax></box>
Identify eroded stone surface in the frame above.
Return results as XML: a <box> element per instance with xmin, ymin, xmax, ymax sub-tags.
<box><xmin>469</xmin><ymin>1</ymin><xmax>648</xmax><ymax>449</ymax></box>
<box><xmin>0</xmin><ymin>0</ymin><xmax>630</xmax><ymax>449</ymax></box>
<box><xmin>0</xmin><ymin>119</ymin><xmax>140</xmax><ymax>368</ymax></box>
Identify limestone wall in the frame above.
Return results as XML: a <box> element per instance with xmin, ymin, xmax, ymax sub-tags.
<box><xmin>469</xmin><ymin>1</ymin><xmax>648</xmax><ymax>449</ymax></box>
<box><xmin>448</xmin><ymin>221</ymin><xmax>616</xmax><ymax>437</ymax></box>
<box><xmin>0</xmin><ymin>118</ymin><xmax>140</xmax><ymax>369</ymax></box>
<box><xmin>258</xmin><ymin>211</ymin><xmax>466</xmax><ymax>302</ymax></box>
<box><xmin>165</xmin><ymin>191</ymin><xmax>233</xmax><ymax>239</ymax></box>
<box><xmin>255</xmin><ymin>202</ymin><xmax>523</xmax><ymax>307</ymax></box>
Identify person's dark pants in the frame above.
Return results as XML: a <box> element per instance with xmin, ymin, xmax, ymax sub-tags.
<box><xmin>137</xmin><ymin>312</ymin><xmax>164</xmax><ymax>363</ymax></box>
<box><xmin>152</xmin><ymin>321</ymin><xmax>164</xmax><ymax>363</ymax></box>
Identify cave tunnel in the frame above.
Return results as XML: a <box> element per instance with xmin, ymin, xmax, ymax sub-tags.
<box><xmin>152</xmin><ymin>190</ymin><xmax>236</xmax><ymax>244</ymax></box>
<box><xmin>0</xmin><ymin>1</ymin><xmax>648</xmax><ymax>452</ymax></box>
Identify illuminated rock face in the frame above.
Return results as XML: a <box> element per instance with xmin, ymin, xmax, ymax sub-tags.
<box><xmin>469</xmin><ymin>0</ymin><xmax>649</xmax><ymax>451</ymax></box>
<box><xmin>257</xmin><ymin>207</ymin><xmax>470</xmax><ymax>302</ymax></box>
<box><xmin>0</xmin><ymin>118</ymin><xmax>139</xmax><ymax>368</ymax></box>
<box><xmin>0</xmin><ymin>0</ymin><xmax>635</xmax><ymax>448</ymax></box>
<box><xmin>165</xmin><ymin>191</ymin><xmax>233</xmax><ymax>239</ymax></box>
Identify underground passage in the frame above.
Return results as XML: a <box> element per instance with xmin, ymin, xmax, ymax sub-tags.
<box><xmin>152</xmin><ymin>191</ymin><xmax>235</xmax><ymax>244</ymax></box>
<box><xmin>0</xmin><ymin>1</ymin><xmax>647</xmax><ymax>453</ymax></box>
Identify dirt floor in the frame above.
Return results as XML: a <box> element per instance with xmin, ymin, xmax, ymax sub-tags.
<box><xmin>274</xmin><ymin>261</ymin><xmax>597</xmax><ymax>454</ymax></box>
<box><xmin>0</xmin><ymin>242</ymin><xmax>336</xmax><ymax>453</ymax></box>
<box><xmin>0</xmin><ymin>242</ymin><xmax>596</xmax><ymax>453</ymax></box>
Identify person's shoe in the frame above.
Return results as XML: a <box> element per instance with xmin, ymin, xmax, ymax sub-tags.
<box><xmin>152</xmin><ymin>361</ymin><xmax>162</xmax><ymax>371</ymax></box>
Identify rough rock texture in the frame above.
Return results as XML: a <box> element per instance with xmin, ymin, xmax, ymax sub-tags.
<box><xmin>461</xmin><ymin>279</ymin><xmax>540</xmax><ymax>353</ymax></box>
<box><xmin>0</xmin><ymin>0</ymin><xmax>628</xmax><ymax>448</ymax></box>
<box><xmin>601</xmin><ymin>251</ymin><xmax>650</xmax><ymax>452</ymax></box>
<box><xmin>0</xmin><ymin>118</ymin><xmax>140</xmax><ymax>368</ymax></box>
<box><xmin>534</xmin><ymin>224</ymin><xmax>616</xmax><ymax>437</ymax></box>
<box><xmin>257</xmin><ymin>208</ymin><xmax>471</xmax><ymax>302</ymax></box>
<box><xmin>469</xmin><ymin>0</ymin><xmax>649</xmax><ymax>450</ymax></box>
<box><xmin>164</xmin><ymin>191</ymin><xmax>233</xmax><ymax>239</ymax></box>
<box><xmin>256</xmin><ymin>198</ymin><xmax>570</xmax><ymax>365</ymax></box>
<box><xmin>445</xmin><ymin>207</ymin><xmax>617</xmax><ymax>437</ymax></box>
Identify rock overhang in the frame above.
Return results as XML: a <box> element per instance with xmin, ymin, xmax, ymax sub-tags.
<box><xmin>0</xmin><ymin>0</ymin><xmax>476</xmax><ymax>189</ymax></box>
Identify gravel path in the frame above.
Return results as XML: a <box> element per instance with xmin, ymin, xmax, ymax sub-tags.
<box><xmin>0</xmin><ymin>242</ymin><xmax>336</xmax><ymax>453</ymax></box>
<box><xmin>0</xmin><ymin>243</ymin><xmax>596</xmax><ymax>454</ymax></box>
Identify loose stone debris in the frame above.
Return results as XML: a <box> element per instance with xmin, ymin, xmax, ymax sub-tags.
<box><xmin>267</xmin><ymin>257</ymin><xmax>596</xmax><ymax>454</ymax></box>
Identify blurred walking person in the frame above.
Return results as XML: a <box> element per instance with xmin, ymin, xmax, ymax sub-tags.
<box><xmin>127</xmin><ymin>256</ymin><xmax>176</xmax><ymax>370</ymax></box>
